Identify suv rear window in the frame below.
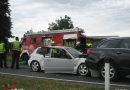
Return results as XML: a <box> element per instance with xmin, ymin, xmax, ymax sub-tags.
<box><xmin>98</xmin><ymin>39</ymin><xmax>121</xmax><ymax>48</ymax></box>
<box><xmin>120</xmin><ymin>39</ymin><xmax>130</xmax><ymax>49</ymax></box>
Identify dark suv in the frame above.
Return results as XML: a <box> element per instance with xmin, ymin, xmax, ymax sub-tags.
<box><xmin>85</xmin><ymin>37</ymin><xmax>130</xmax><ymax>80</ymax></box>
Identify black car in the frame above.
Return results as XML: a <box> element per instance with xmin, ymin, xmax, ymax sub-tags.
<box><xmin>85</xmin><ymin>37</ymin><xmax>130</xmax><ymax>80</ymax></box>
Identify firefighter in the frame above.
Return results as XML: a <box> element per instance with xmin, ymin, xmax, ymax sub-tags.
<box><xmin>86</xmin><ymin>40</ymin><xmax>92</xmax><ymax>49</ymax></box>
<box><xmin>50</xmin><ymin>41</ymin><xmax>58</xmax><ymax>57</ymax></box>
<box><xmin>75</xmin><ymin>41</ymin><xmax>81</xmax><ymax>51</ymax></box>
<box><xmin>75</xmin><ymin>41</ymin><xmax>85</xmax><ymax>53</ymax></box>
<box><xmin>50</xmin><ymin>40</ymin><xmax>55</xmax><ymax>46</ymax></box>
<box><xmin>0</xmin><ymin>39</ymin><xmax>8</xmax><ymax>68</ymax></box>
<box><xmin>4</xmin><ymin>37</ymin><xmax>10</xmax><ymax>67</ymax></box>
<box><xmin>11</xmin><ymin>37</ymin><xmax>21</xmax><ymax>69</ymax></box>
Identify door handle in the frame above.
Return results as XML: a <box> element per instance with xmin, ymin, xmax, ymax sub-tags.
<box><xmin>116</xmin><ymin>52</ymin><xmax>122</xmax><ymax>54</ymax></box>
<box><xmin>47</xmin><ymin>59</ymin><xmax>51</xmax><ymax>61</ymax></box>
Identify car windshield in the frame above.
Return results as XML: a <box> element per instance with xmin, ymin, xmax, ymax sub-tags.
<box><xmin>65</xmin><ymin>47</ymin><xmax>81</xmax><ymax>58</ymax></box>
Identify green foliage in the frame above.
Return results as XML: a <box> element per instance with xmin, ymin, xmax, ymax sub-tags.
<box><xmin>48</xmin><ymin>15</ymin><xmax>74</xmax><ymax>31</ymax></box>
<box><xmin>0</xmin><ymin>0</ymin><xmax>12</xmax><ymax>40</ymax></box>
<box><xmin>0</xmin><ymin>75</ymin><xmax>104</xmax><ymax>90</ymax></box>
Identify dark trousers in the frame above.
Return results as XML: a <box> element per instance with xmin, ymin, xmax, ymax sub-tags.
<box><xmin>0</xmin><ymin>53</ymin><xmax>8</xmax><ymax>68</ymax></box>
<box><xmin>11</xmin><ymin>51</ymin><xmax>20</xmax><ymax>69</ymax></box>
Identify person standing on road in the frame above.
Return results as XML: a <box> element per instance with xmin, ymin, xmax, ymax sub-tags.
<box><xmin>3</xmin><ymin>37</ymin><xmax>10</xmax><ymax>68</ymax></box>
<box><xmin>0</xmin><ymin>39</ymin><xmax>8</xmax><ymax>68</ymax></box>
<box><xmin>11</xmin><ymin>37</ymin><xmax>21</xmax><ymax>69</ymax></box>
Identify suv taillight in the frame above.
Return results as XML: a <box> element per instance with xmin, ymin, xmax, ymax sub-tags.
<box><xmin>87</xmin><ymin>49</ymin><xmax>93</xmax><ymax>55</ymax></box>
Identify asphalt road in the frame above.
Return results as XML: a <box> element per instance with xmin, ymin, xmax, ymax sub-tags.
<box><xmin>0</xmin><ymin>64</ymin><xmax>130</xmax><ymax>88</ymax></box>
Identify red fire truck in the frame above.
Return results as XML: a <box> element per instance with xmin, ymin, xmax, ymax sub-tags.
<box><xmin>20</xmin><ymin>28</ymin><xmax>86</xmax><ymax>62</ymax></box>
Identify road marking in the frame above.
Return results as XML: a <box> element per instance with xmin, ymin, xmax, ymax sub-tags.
<box><xmin>0</xmin><ymin>72</ymin><xmax>130</xmax><ymax>88</ymax></box>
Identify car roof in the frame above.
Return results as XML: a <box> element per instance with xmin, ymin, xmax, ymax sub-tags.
<box><xmin>40</xmin><ymin>46</ymin><xmax>71</xmax><ymax>49</ymax></box>
<box><xmin>107</xmin><ymin>37</ymin><xmax>130</xmax><ymax>40</ymax></box>
<box><xmin>95</xmin><ymin>37</ymin><xmax>130</xmax><ymax>47</ymax></box>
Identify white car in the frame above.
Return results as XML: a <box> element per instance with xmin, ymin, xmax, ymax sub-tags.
<box><xmin>28</xmin><ymin>46</ymin><xmax>90</xmax><ymax>76</ymax></box>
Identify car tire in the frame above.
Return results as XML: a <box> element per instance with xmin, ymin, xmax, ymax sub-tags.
<box><xmin>21</xmin><ymin>54</ymin><xmax>29</xmax><ymax>65</ymax></box>
<box><xmin>77</xmin><ymin>63</ymin><xmax>90</xmax><ymax>76</ymax></box>
<box><xmin>31</xmin><ymin>61</ymin><xmax>41</xmax><ymax>72</ymax></box>
<box><xmin>99</xmin><ymin>62</ymin><xmax>118</xmax><ymax>81</ymax></box>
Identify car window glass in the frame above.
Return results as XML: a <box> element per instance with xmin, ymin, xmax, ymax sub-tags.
<box><xmin>60</xmin><ymin>49</ymin><xmax>72</xmax><ymax>59</ymax></box>
<box><xmin>36</xmin><ymin>47</ymin><xmax>51</xmax><ymax>57</ymax></box>
<box><xmin>36</xmin><ymin>47</ymin><xmax>42</xmax><ymax>54</ymax></box>
<box><xmin>31</xmin><ymin>38</ymin><xmax>36</xmax><ymax>44</ymax></box>
<box><xmin>120</xmin><ymin>39</ymin><xmax>130</xmax><ymax>49</ymax></box>
<box><xmin>51</xmin><ymin>48</ymin><xmax>71</xmax><ymax>59</ymax></box>
<box><xmin>51</xmin><ymin>48</ymin><xmax>57</xmax><ymax>58</ymax></box>
<box><xmin>66</xmin><ymin>47</ymin><xmax>81</xmax><ymax>58</ymax></box>
<box><xmin>98</xmin><ymin>39</ymin><xmax>121</xmax><ymax>48</ymax></box>
<box><xmin>42</xmin><ymin>47</ymin><xmax>51</xmax><ymax>57</ymax></box>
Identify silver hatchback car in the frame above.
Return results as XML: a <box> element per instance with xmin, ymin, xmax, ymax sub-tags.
<box><xmin>28</xmin><ymin>46</ymin><xmax>90</xmax><ymax>76</ymax></box>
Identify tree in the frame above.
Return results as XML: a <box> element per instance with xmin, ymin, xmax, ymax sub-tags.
<box><xmin>0</xmin><ymin>0</ymin><xmax>12</xmax><ymax>40</ymax></box>
<box><xmin>48</xmin><ymin>15</ymin><xmax>74</xmax><ymax>31</ymax></box>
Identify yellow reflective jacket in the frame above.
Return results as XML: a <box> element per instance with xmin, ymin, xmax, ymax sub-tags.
<box><xmin>12</xmin><ymin>40</ymin><xmax>20</xmax><ymax>51</ymax></box>
<box><xmin>0</xmin><ymin>43</ymin><xmax>5</xmax><ymax>53</ymax></box>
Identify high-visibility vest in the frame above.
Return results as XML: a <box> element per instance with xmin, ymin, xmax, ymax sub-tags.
<box><xmin>52</xmin><ymin>48</ymin><xmax>57</xmax><ymax>54</ymax></box>
<box><xmin>0</xmin><ymin>43</ymin><xmax>5</xmax><ymax>53</ymax></box>
<box><xmin>12</xmin><ymin>40</ymin><xmax>20</xmax><ymax>51</ymax></box>
<box><xmin>52</xmin><ymin>48</ymin><xmax>57</xmax><ymax>57</ymax></box>
<box><xmin>50</xmin><ymin>41</ymin><xmax>55</xmax><ymax>46</ymax></box>
<box><xmin>86</xmin><ymin>42</ymin><xmax>92</xmax><ymax>47</ymax></box>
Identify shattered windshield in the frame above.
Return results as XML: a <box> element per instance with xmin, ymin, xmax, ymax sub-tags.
<box><xmin>66</xmin><ymin>47</ymin><xmax>81</xmax><ymax>58</ymax></box>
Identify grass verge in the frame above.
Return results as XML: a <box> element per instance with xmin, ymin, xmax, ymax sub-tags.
<box><xmin>0</xmin><ymin>74</ymin><xmax>104</xmax><ymax>90</ymax></box>
<box><xmin>1</xmin><ymin>74</ymin><xmax>128</xmax><ymax>90</ymax></box>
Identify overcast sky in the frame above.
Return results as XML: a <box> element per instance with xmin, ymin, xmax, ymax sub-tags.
<box><xmin>9</xmin><ymin>0</ymin><xmax>130</xmax><ymax>38</ymax></box>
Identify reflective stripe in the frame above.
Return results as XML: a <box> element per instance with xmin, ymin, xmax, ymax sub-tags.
<box><xmin>0</xmin><ymin>43</ymin><xmax>5</xmax><ymax>53</ymax></box>
<box><xmin>13</xmin><ymin>41</ymin><xmax>20</xmax><ymax>51</ymax></box>
<box><xmin>86</xmin><ymin>43</ymin><xmax>92</xmax><ymax>47</ymax></box>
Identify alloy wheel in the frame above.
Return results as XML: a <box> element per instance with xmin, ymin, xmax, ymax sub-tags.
<box><xmin>101</xmin><ymin>65</ymin><xmax>115</xmax><ymax>79</ymax></box>
<box><xmin>31</xmin><ymin>61</ymin><xmax>40</xmax><ymax>72</ymax></box>
<box><xmin>78</xmin><ymin>64</ymin><xmax>89</xmax><ymax>76</ymax></box>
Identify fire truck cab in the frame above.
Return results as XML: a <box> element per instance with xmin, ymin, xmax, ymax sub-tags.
<box><xmin>20</xmin><ymin>28</ymin><xmax>85</xmax><ymax>62</ymax></box>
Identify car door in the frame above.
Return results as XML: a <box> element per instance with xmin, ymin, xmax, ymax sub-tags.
<box><xmin>44</xmin><ymin>48</ymin><xmax>75</xmax><ymax>73</ymax></box>
<box><xmin>118</xmin><ymin>39</ymin><xmax>130</xmax><ymax>71</ymax></box>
